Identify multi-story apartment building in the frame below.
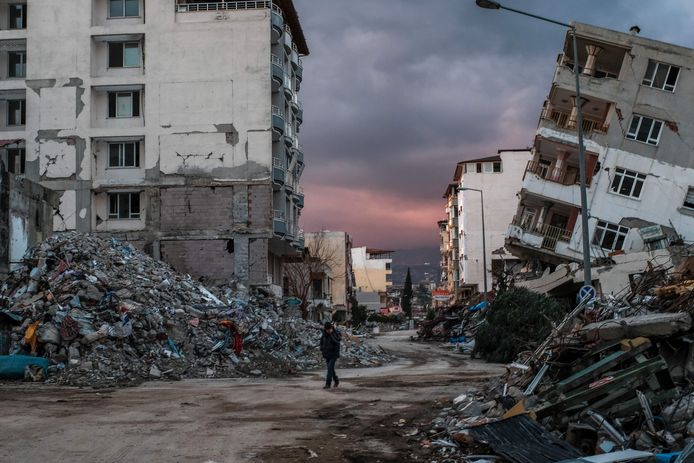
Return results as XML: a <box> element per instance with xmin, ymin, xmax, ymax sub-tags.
<box><xmin>305</xmin><ymin>230</ymin><xmax>354</xmax><ymax>321</ymax></box>
<box><xmin>3</xmin><ymin>0</ymin><xmax>308</xmax><ymax>291</ymax></box>
<box><xmin>441</xmin><ymin>184</ymin><xmax>459</xmax><ymax>297</ymax></box>
<box><xmin>507</xmin><ymin>23</ymin><xmax>694</xmax><ymax>277</ymax></box>
<box><xmin>453</xmin><ymin>149</ymin><xmax>532</xmax><ymax>296</ymax></box>
<box><xmin>352</xmin><ymin>246</ymin><xmax>393</xmax><ymax>312</ymax></box>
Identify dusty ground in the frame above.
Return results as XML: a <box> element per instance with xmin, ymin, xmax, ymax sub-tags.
<box><xmin>0</xmin><ymin>330</ymin><xmax>503</xmax><ymax>463</ymax></box>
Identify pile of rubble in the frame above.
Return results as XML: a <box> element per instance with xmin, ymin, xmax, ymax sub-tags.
<box><xmin>426</xmin><ymin>257</ymin><xmax>694</xmax><ymax>462</ymax></box>
<box><xmin>0</xmin><ymin>233</ymin><xmax>391</xmax><ymax>387</ymax></box>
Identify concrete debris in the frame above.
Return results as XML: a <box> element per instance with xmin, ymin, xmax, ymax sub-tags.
<box><xmin>425</xmin><ymin>255</ymin><xmax>694</xmax><ymax>462</ymax></box>
<box><xmin>0</xmin><ymin>233</ymin><xmax>392</xmax><ymax>387</ymax></box>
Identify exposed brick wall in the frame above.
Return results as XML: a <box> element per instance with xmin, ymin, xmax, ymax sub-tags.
<box><xmin>249</xmin><ymin>184</ymin><xmax>272</xmax><ymax>230</ymax></box>
<box><xmin>160</xmin><ymin>187</ymin><xmax>234</xmax><ymax>232</ymax></box>
<box><xmin>248</xmin><ymin>238</ymin><xmax>268</xmax><ymax>285</ymax></box>
<box><xmin>161</xmin><ymin>239</ymin><xmax>234</xmax><ymax>282</ymax></box>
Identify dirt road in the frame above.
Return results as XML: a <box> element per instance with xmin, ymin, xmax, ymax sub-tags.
<box><xmin>0</xmin><ymin>330</ymin><xmax>503</xmax><ymax>463</ymax></box>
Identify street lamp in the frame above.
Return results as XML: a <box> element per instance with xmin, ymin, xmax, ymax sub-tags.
<box><xmin>459</xmin><ymin>187</ymin><xmax>487</xmax><ymax>298</ymax></box>
<box><xmin>475</xmin><ymin>0</ymin><xmax>592</xmax><ymax>288</ymax></box>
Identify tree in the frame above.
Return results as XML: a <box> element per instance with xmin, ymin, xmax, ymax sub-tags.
<box><xmin>283</xmin><ymin>232</ymin><xmax>342</xmax><ymax>320</ymax></box>
<box><xmin>351</xmin><ymin>304</ymin><xmax>368</xmax><ymax>327</ymax></box>
<box><xmin>402</xmin><ymin>268</ymin><xmax>413</xmax><ymax>318</ymax></box>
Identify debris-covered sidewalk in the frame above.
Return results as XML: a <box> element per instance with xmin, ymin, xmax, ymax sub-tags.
<box><xmin>0</xmin><ymin>233</ymin><xmax>391</xmax><ymax>388</ymax></box>
<box><xmin>425</xmin><ymin>257</ymin><xmax>694</xmax><ymax>462</ymax></box>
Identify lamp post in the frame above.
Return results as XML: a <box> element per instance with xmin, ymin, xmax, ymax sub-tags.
<box><xmin>459</xmin><ymin>187</ymin><xmax>487</xmax><ymax>298</ymax></box>
<box><xmin>475</xmin><ymin>0</ymin><xmax>592</xmax><ymax>288</ymax></box>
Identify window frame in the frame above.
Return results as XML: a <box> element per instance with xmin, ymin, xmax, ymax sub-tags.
<box><xmin>610</xmin><ymin>167</ymin><xmax>647</xmax><ymax>199</ymax></box>
<box><xmin>108</xmin><ymin>192</ymin><xmax>141</xmax><ymax>219</ymax></box>
<box><xmin>493</xmin><ymin>161</ymin><xmax>502</xmax><ymax>173</ymax></box>
<box><xmin>625</xmin><ymin>114</ymin><xmax>663</xmax><ymax>146</ymax></box>
<box><xmin>108</xmin><ymin>141</ymin><xmax>141</xmax><ymax>168</ymax></box>
<box><xmin>8</xmin><ymin>50</ymin><xmax>26</xmax><ymax>78</ymax></box>
<box><xmin>108</xmin><ymin>41</ymin><xmax>141</xmax><ymax>69</ymax></box>
<box><xmin>642</xmin><ymin>60</ymin><xmax>680</xmax><ymax>92</ymax></box>
<box><xmin>108</xmin><ymin>0</ymin><xmax>140</xmax><ymax>18</ymax></box>
<box><xmin>8</xmin><ymin>4</ymin><xmax>26</xmax><ymax>30</ymax></box>
<box><xmin>593</xmin><ymin>220</ymin><xmax>630</xmax><ymax>252</ymax></box>
<box><xmin>683</xmin><ymin>186</ymin><xmax>694</xmax><ymax>211</ymax></box>
<box><xmin>7</xmin><ymin>99</ymin><xmax>25</xmax><ymax>126</ymax></box>
<box><xmin>108</xmin><ymin>91</ymin><xmax>141</xmax><ymax>118</ymax></box>
<box><xmin>5</xmin><ymin>147</ymin><xmax>25</xmax><ymax>174</ymax></box>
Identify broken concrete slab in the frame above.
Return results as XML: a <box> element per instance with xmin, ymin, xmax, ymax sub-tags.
<box><xmin>580</xmin><ymin>313</ymin><xmax>692</xmax><ymax>342</ymax></box>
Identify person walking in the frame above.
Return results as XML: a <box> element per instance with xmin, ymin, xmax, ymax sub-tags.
<box><xmin>320</xmin><ymin>322</ymin><xmax>341</xmax><ymax>389</ymax></box>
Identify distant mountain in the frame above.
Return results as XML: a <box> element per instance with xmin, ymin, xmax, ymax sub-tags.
<box><xmin>390</xmin><ymin>246</ymin><xmax>440</xmax><ymax>285</ymax></box>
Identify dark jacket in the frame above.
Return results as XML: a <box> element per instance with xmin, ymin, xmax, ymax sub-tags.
<box><xmin>320</xmin><ymin>329</ymin><xmax>341</xmax><ymax>360</ymax></box>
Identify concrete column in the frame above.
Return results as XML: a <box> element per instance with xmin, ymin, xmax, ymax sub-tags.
<box><xmin>554</xmin><ymin>149</ymin><xmax>569</xmax><ymax>180</ymax></box>
<box><xmin>568</xmin><ymin>97</ymin><xmax>578</xmax><ymax>129</ymax></box>
<box><xmin>583</xmin><ymin>45</ymin><xmax>604</xmax><ymax>76</ymax></box>
<box><xmin>234</xmin><ymin>235</ymin><xmax>250</xmax><ymax>284</ymax></box>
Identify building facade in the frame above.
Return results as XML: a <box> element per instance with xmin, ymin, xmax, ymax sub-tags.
<box><xmin>441</xmin><ymin>184</ymin><xmax>459</xmax><ymax>297</ymax></box>
<box><xmin>6</xmin><ymin>0</ymin><xmax>308</xmax><ymax>291</ymax></box>
<box><xmin>453</xmin><ymin>149</ymin><xmax>532</xmax><ymax>295</ymax></box>
<box><xmin>507</xmin><ymin>23</ymin><xmax>694</xmax><ymax>280</ymax></box>
<box><xmin>305</xmin><ymin>230</ymin><xmax>354</xmax><ymax>321</ymax></box>
<box><xmin>351</xmin><ymin>246</ymin><xmax>393</xmax><ymax>312</ymax></box>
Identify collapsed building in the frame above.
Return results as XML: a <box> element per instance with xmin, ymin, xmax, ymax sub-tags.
<box><xmin>4</xmin><ymin>0</ymin><xmax>309</xmax><ymax>292</ymax></box>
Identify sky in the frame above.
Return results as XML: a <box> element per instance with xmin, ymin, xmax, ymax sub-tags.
<box><xmin>293</xmin><ymin>0</ymin><xmax>694</xmax><ymax>265</ymax></box>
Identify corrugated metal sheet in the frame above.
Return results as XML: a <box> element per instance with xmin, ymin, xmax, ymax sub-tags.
<box><xmin>466</xmin><ymin>415</ymin><xmax>582</xmax><ymax>463</ymax></box>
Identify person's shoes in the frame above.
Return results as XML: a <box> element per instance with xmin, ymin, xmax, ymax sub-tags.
<box><xmin>323</xmin><ymin>385</ymin><xmax>331</xmax><ymax>389</ymax></box>
<box><xmin>333</xmin><ymin>379</ymin><xmax>340</xmax><ymax>388</ymax></box>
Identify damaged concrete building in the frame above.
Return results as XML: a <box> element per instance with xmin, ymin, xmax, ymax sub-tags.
<box><xmin>507</xmin><ymin>23</ymin><xmax>694</xmax><ymax>284</ymax></box>
<box><xmin>10</xmin><ymin>0</ymin><xmax>308</xmax><ymax>291</ymax></box>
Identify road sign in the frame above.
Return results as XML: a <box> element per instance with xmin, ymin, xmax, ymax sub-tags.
<box><xmin>578</xmin><ymin>285</ymin><xmax>596</xmax><ymax>302</ymax></box>
<box><xmin>285</xmin><ymin>297</ymin><xmax>302</xmax><ymax>306</ymax></box>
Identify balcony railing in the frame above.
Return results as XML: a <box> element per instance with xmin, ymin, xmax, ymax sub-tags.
<box><xmin>525</xmin><ymin>160</ymin><xmax>579</xmax><ymax>186</ymax></box>
<box><xmin>272</xmin><ymin>156</ymin><xmax>284</xmax><ymax>169</ymax></box>
<box><xmin>273</xmin><ymin>209</ymin><xmax>285</xmax><ymax>220</ymax></box>
<box><xmin>271</xmin><ymin>105</ymin><xmax>283</xmax><ymax>117</ymax></box>
<box><xmin>541</xmin><ymin>108</ymin><xmax>609</xmax><ymax>135</ymax></box>
<box><xmin>176</xmin><ymin>1</ymin><xmax>270</xmax><ymax>12</ymax></box>
<box><xmin>271</xmin><ymin>54</ymin><xmax>283</xmax><ymax>68</ymax></box>
<box><xmin>513</xmin><ymin>216</ymin><xmax>571</xmax><ymax>251</ymax></box>
<box><xmin>271</xmin><ymin>3</ymin><xmax>283</xmax><ymax>16</ymax></box>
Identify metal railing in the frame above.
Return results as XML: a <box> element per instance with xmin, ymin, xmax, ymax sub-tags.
<box><xmin>271</xmin><ymin>54</ymin><xmax>283</xmax><ymax>68</ymax></box>
<box><xmin>271</xmin><ymin>105</ymin><xmax>283</xmax><ymax>117</ymax></box>
<box><xmin>283</xmin><ymin>74</ymin><xmax>293</xmax><ymax>92</ymax></box>
<box><xmin>273</xmin><ymin>209</ymin><xmax>285</xmax><ymax>220</ymax></box>
<box><xmin>525</xmin><ymin>160</ymin><xmax>578</xmax><ymax>186</ymax></box>
<box><xmin>541</xmin><ymin>107</ymin><xmax>608</xmax><ymax>134</ymax></box>
<box><xmin>176</xmin><ymin>1</ymin><xmax>270</xmax><ymax>13</ymax></box>
<box><xmin>539</xmin><ymin>223</ymin><xmax>571</xmax><ymax>250</ymax></box>
<box><xmin>298</xmin><ymin>57</ymin><xmax>303</xmax><ymax>67</ymax></box>
<box><xmin>272</xmin><ymin>157</ymin><xmax>284</xmax><ymax>168</ymax></box>
<box><xmin>271</xmin><ymin>3</ymin><xmax>283</xmax><ymax>16</ymax></box>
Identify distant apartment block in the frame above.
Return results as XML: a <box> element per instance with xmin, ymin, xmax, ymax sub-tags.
<box><xmin>507</xmin><ymin>23</ymin><xmax>694</xmax><ymax>279</ymax></box>
<box><xmin>9</xmin><ymin>0</ymin><xmax>309</xmax><ymax>292</ymax></box>
<box><xmin>441</xmin><ymin>185</ymin><xmax>459</xmax><ymax>296</ymax></box>
<box><xmin>305</xmin><ymin>231</ymin><xmax>354</xmax><ymax>321</ymax></box>
<box><xmin>352</xmin><ymin>246</ymin><xmax>393</xmax><ymax>312</ymax></box>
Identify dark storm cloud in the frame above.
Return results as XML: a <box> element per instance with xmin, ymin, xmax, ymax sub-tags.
<box><xmin>294</xmin><ymin>0</ymin><xmax>694</xmax><ymax>252</ymax></box>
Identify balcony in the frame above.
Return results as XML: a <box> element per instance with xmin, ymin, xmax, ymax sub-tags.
<box><xmin>175</xmin><ymin>1</ymin><xmax>271</xmax><ymax>13</ymax></box>
<box><xmin>290</xmin><ymin>44</ymin><xmax>299</xmax><ymax>70</ymax></box>
<box><xmin>271</xmin><ymin>105</ymin><xmax>284</xmax><ymax>141</ymax></box>
<box><xmin>283</xmin><ymin>25</ymin><xmax>292</xmax><ymax>53</ymax></box>
<box><xmin>292</xmin><ymin>186</ymin><xmax>304</xmax><ymax>208</ymax></box>
<box><xmin>296</xmin><ymin>229</ymin><xmax>305</xmax><ymax>249</ymax></box>
<box><xmin>273</xmin><ymin>209</ymin><xmax>287</xmax><ymax>236</ymax></box>
<box><xmin>290</xmin><ymin>92</ymin><xmax>299</xmax><ymax>114</ymax></box>
<box><xmin>540</xmin><ymin>105</ymin><xmax>609</xmax><ymax>138</ymax></box>
<box><xmin>292</xmin><ymin>145</ymin><xmax>304</xmax><ymax>165</ymax></box>
<box><xmin>272</xmin><ymin>156</ymin><xmax>285</xmax><ymax>185</ymax></box>
<box><xmin>283</xmin><ymin>123</ymin><xmax>293</xmax><ymax>147</ymax></box>
<box><xmin>296</xmin><ymin>57</ymin><xmax>303</xmax><ymax>83</ymax></box>
<box><xmin>295</xmin><ymin>101</ymin><xmax>303</xmax><ymax>125</ymax></box>
<box><xmin>271</xmin><ymin>54</ymin><xmax>283</xmax><ymax>92</ymax></box>
<box><xmin>553</xmin><ymin>64</ymin><xmax>620</xmax><ymax>103</ymax></box>
<box><xmin>283</xmin><ymin>73</ymin><xmax>293</xmax><ymax>99</ymax></box>
<box><xmin>270</xmin><ymin>4</ymin><xmax>283</xmax><ymax>43</ymax></box>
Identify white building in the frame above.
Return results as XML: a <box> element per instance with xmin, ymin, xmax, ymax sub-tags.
<box><xmin>0</xmin><ymin>0</ymin><xmax>308</xmax><ymax>291</ymax></box>
<box><xmin>507</xmin><ymin>23</ymin><xmax>694</xmax><ymax>283</ymax></box>
<box><xmin>351</xmin><ymin>246</ymin><xmax>393</xmax><ymax>311</ymax></box>
<box><xmin>453</xmin><ymin>149</ymin><xmax>532</xmax><ymax>296</ymax></box>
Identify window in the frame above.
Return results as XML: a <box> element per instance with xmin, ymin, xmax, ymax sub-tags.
<box><xmin>683</xmin><ymin>187</ymin><xmax>694</xmax><ymax>210</ymax></box>
<box><xmin>483</xmin><ymin>162</ymin><xmax>493</xmax><ymax>173</ymax></box>
<box><xmin>108</xmin><ymin>142</ymin><xmax>140</xmax><ymax>168</ymax></box>
<box><xmin>493</xmin><ymin>161</ymin><xmax>502</xmax><ymax>173</ymax></box>
<box><xmin>7</xmin><ymin>99</ymin><xmax>25</xmax><ymax>125</ymax></box>
<box><xmin>108</xmin><ymin>91</ymin><xmax>140</xmax><ymax>118</ymax></box>
<box><xmin>312</xmin><ymin>279</ymin><xmax>323</xmax><ymax>299</ymax></box>
<box><xmin>8</xmin><ymin>51</ymin><xmax>26</xmax><ymax>78</ymax></box>
<box><xmin>109</xmin><ymin>0</ymin><xmax>139</xmax><ymax>18</ymax></box>
<box><xmin>626</xmin><ymin>115</ymin><xmax>663</xmax><ymax>146</ymax></box>
<box><xmin>519</xmin><ymin>207</ymin><xmax>536</xmax><ymax>231</ymax></box>
<box><xmin>610</xmin><ymin>167</ymin><xmax>646</xmax><ymax>199</ymax></box>
<box><xmin>108</xmin><ymin>42</ymin><xmax>140</xmax><ymax>68</ymax></box>
<box><xmin>9</xmin><ymin>4</ymin><xmax>26</xmax><ymax>29</ymax></box>
<box><xmin>642</xmin><ymin>60</ymin><xmax>680</xmax><ymax>92</ymax></box>
<box><xmin>5</xmin><ymin>147</ymin><xmax>24</xmax><ymax>174</ymax></box>
<box><xmin>108</xmin><ymin>192</ymin><xmax>140</xmax><ymax>219</ymax></box>
<box><xmin>593</xmin><ymin>220</ymin><xmax>629</xmax><ymax>251</ymax></box>
<box><xmin>476</xmin><ymin>162</ymin><xmax>482</xmax><ymax>173</ymax></box>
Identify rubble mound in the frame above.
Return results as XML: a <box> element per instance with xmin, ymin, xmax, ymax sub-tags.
<box><xmin>0</xmin><ymin>233</ymin><xmax>391</xmax><ymax>387</ymax></box>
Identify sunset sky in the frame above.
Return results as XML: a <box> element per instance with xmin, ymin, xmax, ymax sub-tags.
<box><xmin>294</xmin><ymin>0</ymin><xmax>694</xmax><ymax>265</ymax></box>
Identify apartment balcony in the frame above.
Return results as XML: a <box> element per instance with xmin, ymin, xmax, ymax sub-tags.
<box><xmin>273</xmin><ymin>209</ymin><xmax>287</xmax><ymax>236</ymax></box>
<box><xmin>283</xmin><ymin>124</ymin><xmax>293</xmax><ymax>147</ymax></box>
<box><xmin>290</xmin><ymin>92</ymin><xmax>299</xmax><ymax>114</ymax></box>
<box><xmin>296</xmin><ymin>57</ymin><xmax>303</xmax><ymax>83</ymax></box>
<box><xmin>270</xmin><ymin>4</ymin><xmax>283</xmax><ymax>43</ymax></box>
<box><xmin>553</xmin><ymin>64</ymin><xmax>621</xmax><ymax>103</ymax></box>
<box><xmin>292</xmin><ymin>145</ymin><xmax>304</xmax><ymax>165</ymax></box>
<box><xmin>175</xmin><ymin>1</ymin><xmax>271</xmax><ymax>13</ymax></box>
<box><xmin>272</xmin><ymin>156</ymin><xmax>285</xmax><ymax>185</ymax></box>
<box><xmin>508</xmin><ymin>221</ymin><xmax>574</xmax><ymax>257</ymax></box>
<box><xmin>292</xmin><ymin>186</ymin><xmax>304</xmax><ymax>208</ymax></box>
<box><xmin>290</xmin><ymin>44</ymin><xmax>299</xmax><ymax>70</ymax></box>
<box><xmin>271</xmin><ymin>54</ymin><xmax>283</xmax><ymax>92</ymax></box>
<box><xmin>271</xmin><ymin>105</ymin><xmax>284</xmax><ymax>141</ymax></box>
<box><xmin>557</xmin><ymin>35</ymin><xmax>627</xmax><ymax>84</ymax></box>
<box><xmin>283</xmin><ymin>25</ymin><xmax>292</xmax><ymax>53</ymax></box>
<box><xmin>295</xmin><ymin>101</ymin><xmax>303</xmax><ymax>124</ymax></box>
<box><xmin>283</xmin><ymin>73</ymin><xmax>293</xmax><ymax>99</ymax></box>
<box><xmin>539</xmin><ymin>90</ymin><xmax>611</xmax><ymax>142</ymax></box>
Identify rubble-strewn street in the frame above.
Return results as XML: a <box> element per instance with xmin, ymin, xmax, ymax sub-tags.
<box><xmin>0</xmin><ymin>331</ymin><xmax>504</xmax><ymax>463</ymax></box>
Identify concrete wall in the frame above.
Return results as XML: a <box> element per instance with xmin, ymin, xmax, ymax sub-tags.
<box><xmin>351</xmin><ymin>246</ymin><xmax>392</xmax><ymax>293</ymax></box>
<box><xmin>12</xmin><ymin>0</ymin><xmax>307</xmax><ymax>287</ymax></box>
<box><xmin>458</xmin><ymin>150</ymin><xmax>532</xmax><ymax>292</ymax></box>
